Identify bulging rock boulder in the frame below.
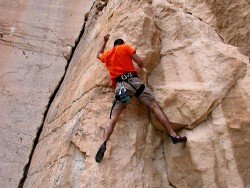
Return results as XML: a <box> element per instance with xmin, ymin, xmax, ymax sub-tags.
<box><xmin>149</xmin><ymin>3</ymin><xmax>247</xmax><ymax>130</ymax></box>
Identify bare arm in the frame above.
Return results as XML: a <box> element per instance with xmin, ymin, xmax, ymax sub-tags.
<box><xmin>132</xmin><ymin>53</ymin><xmax>144</xmax><ymax>68</ymax></box>
<box><xmin>97</xmin><ymin>34</ymin><xmax>110</xmax><ymax>60</ymax></box>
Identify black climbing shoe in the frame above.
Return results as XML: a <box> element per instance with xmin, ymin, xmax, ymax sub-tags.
<box><xmin>95</xmin><ymin>142</ymin><xmax>106</xmax><ymax>162</ymax></box>
<box><xmin>170</xmin><ymin>135</ymin><xmax>187</xmax><ymax>144</ymax></box>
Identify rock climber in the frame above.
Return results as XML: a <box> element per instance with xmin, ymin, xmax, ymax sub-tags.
<box><xmin>95</xmin><ymin>34</ymin><xmax>187</xmax><ymax>162</ymax></box>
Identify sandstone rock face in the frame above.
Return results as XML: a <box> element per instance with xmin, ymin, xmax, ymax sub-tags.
<box><xmin>170</xmin><ymin>0</ymin><xmax>250</xmax><ymax>57</ymax></box>
<box><xmin>165</xmin><ymin>66</ymin><xmax>250</xmax><ymax>187</ymax></box>
<box><xmin>0</xmin><ymin>0</ymin><xmax>95</xmax><ymax>187</ymax></box>
<box><xmin>150</xmin><ymin>1</ymin><xmax>247</xmax><ymax>130</ymax></box>
<box><xmin>1</xmin><ymin>0</ymin><xmax>249</xmax><ymax>187</ymax></box>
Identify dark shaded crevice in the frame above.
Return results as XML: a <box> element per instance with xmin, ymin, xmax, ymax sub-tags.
<box><xmin>216</xmin><ymin>31</ymin><xmax>226</xmax><ymax>42</ymax></box>
<box><xmin>17</xmin><ymin>7</ymin><xmax>92</xmax><ymax>188</ymax></box>
<box><xmin>169</xmin><ymin>182</ymin><xmax>177</xmax><ymax>188</ymax></box>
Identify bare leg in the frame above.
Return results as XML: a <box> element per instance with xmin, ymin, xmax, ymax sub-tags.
<box><xmin>103</xmin><ymin>108</ymin><xmax>124</xmax><ymax>142</ymax></box>
<box><xmin>96</xmin><ymin>108</ymin><xmax>124</xmax><ymax>162</ymax></box>
<box><xmin>149</xmin><ymin>101</ymin><xmax>177</xmax><ymax>137</ymax></box>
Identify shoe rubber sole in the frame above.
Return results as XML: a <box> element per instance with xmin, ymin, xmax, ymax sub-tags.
<box><xmin>170</xmin><ymin>135</ymin><xmax>187</xmax><ymax>144</ymax></box>
<box><xmin>95</xmin><ymin>144</ymin><xmax>106</xmax><ymax>162</ymax></box>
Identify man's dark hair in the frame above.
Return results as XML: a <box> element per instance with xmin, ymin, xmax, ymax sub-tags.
<box><xmin>114</xmin><ymin>39</ymin><xmax>125</xmax><ymax>47</ymax></box>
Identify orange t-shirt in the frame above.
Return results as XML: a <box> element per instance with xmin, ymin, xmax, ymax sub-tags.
<box><xmin>101</xmin><ymin>44</ymin><xmax>137</xmax><ymax>85</ymax></box>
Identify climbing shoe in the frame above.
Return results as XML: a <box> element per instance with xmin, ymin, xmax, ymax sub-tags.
<box><xmin>170</xmin><ymin>135</ymin><xmax>187</xmax><ymax>144</ymax></box>
<box><xmin>95</xmin><ymin>142</ymin><xmax>107</xmax><ymax>162</ymax></box>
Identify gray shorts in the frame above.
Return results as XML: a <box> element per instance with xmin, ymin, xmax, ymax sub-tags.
<box><xmin>112</xmin><ymin>77</ymin><xmax>155</xmax><ymax>111</ymax></box>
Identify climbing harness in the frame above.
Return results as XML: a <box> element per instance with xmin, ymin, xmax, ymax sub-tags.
<box><xmin>109</xmin><ymin>72</ymin><xmax>145</xmax><ymax>119</ymax></box>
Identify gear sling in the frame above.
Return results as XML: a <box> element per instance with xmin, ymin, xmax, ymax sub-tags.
<box><xmin>109</xmin><ymin>72</ymin><xmax>145</xmax><ymax>119</ymax></box>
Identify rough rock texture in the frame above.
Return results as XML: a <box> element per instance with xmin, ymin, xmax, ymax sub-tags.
<box><xmin>0</xmin><ymin>0</ymin><xmax>95</xmax><ymax>187</ymax></box>
<box><xmin>1</xmin><ymin>0</ymin><xmax>249</xmax><ymax>187</ymax></box>
<box><xmin>170</xmin><ymin>0</ymin><xmax>250</xmax><ymax>57</ymax></box>
<box><xmin>150</xmin><ymin>1</ymin><xmax>247</xmax><ymax>130</ymax></box>
<box><xmin>165</xmin><ymin>65</ymin><xmax>250</xmax><ymax>187</ymax></box>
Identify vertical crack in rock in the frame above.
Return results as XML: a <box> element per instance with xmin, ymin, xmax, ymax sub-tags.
<box><xmin>17</xmin><ymin>2</ymin><xmax>96</xmax><ymax>187</ymax></box>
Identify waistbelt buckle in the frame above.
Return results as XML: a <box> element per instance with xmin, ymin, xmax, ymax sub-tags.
<box><xmin>121</xmin><ymin>75</ymin><xmax>127</xmax><ymax>80</ymax></box>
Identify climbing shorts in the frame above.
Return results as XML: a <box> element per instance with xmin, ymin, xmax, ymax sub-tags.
<box><xmin>112</xmin><ymin>77</ymin><xmax>156</xmax><ymax>111</ymax></box>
